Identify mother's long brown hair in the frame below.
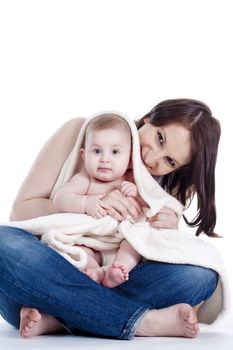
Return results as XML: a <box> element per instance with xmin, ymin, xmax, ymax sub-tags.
<box><xmin>137</xmin><ymin>98</ymin><xmax>221</xmax><ymax>237</ymax></box>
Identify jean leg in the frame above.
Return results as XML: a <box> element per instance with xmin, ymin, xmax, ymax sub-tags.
<box><xmin>114</xmin><ymin>260</ymin><xmax>218</xmax><ymax>308</ymax></box>
<box><xmin>0</xmin><ymin>290</ymin><xmax>22</xmax><ymax>328</ymax></box>
<box><xmin>0</xmin><ymin>226</ymin><xmax>148</xmax><ymax>339</ymax></box>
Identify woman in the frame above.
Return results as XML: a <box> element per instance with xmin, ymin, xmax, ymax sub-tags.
<box><xmin>0</xmin><ymin>98</ymin><xmax>220</xmax><ymax>339</ymax></box>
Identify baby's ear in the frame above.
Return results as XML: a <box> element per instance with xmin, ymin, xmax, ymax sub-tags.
<box><xmin>79</xmin><ymin>148</ymin><xmax>85</xmax><ymax>161</ymax></box>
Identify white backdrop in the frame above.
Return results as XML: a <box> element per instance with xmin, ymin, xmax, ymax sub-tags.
<box><xmin>0</xmin><ymin>0</ymin><xmax>232</xmax><ymax>290</ymax></box>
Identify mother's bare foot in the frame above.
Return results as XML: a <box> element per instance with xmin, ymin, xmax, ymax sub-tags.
<box><xmin>136</xmin><ymin>303</ymin><xmax>199</xmax><ymax>338</ymax></box>
<box><xmin>20</xmin><ymin>307</ymin><xmax>63</xmax><ymax>338</ymax></box>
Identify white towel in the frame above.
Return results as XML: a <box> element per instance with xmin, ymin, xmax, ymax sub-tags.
<box><xmin>5</xmin><ymin>111</ymin><xmax>231</xmax><ymax>327</ymax></box>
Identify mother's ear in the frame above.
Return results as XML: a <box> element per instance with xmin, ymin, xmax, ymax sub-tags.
<box><xmin>143</xmin><ymin>117</ymin><xmax>150</xmax><ymax>124</ymax></box>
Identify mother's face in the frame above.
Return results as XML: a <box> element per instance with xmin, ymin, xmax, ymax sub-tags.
<box><xmin>138</xmin><ymin>118</ymin><xmax>191</xmax><ymax>176</ymax></box>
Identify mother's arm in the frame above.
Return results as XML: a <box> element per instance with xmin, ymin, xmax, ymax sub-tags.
<box><xmin>100</xmin><ymin>191</ymin><xmax>179</xmax><ymax>228</ymax></box>
<box><xmin>100</xmin><ymin>189</ymin><xmax>144</xmax><ymax>222</ymax></box>
<box><xmin>147</xmin><ymin>206</ymin><xmax>179</xmax><ymax>229</ymax></box>
<box><xmin>10</xmin><ymin>118</ymin><xmax>86</xmax><ymax>221</ymax></box>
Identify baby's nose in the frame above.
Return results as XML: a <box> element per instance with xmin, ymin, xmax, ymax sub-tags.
<box><xmin>100</xmin><ymin>153</ymin><xmax>110</xmax><ymax>162</ymax></box>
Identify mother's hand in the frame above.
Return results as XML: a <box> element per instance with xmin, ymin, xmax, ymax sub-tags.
<box><xmin>147</xmin><ymin>206</ymin><xmax>179</xmax><ymax>229</ymax></box>
<box><xmin>100</xmin><ymin>189</ymin><xmax>143</xmax><ymax>222</ymax></box>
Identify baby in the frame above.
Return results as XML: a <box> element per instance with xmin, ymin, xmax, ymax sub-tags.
<box><xmin>53</xmin><ymin>114</ymin><xmax>143</xmax><ymax>287</ymax></box>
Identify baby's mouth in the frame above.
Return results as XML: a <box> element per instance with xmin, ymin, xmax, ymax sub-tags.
<box><xmin>98</xmin><ymin>167</ymin><xmax>112</xmax><ymax>172</ymax></box>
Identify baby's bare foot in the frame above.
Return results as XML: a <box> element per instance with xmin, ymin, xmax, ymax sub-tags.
<box><xmin>20</xmin><ymin>307</ymin><xmax>63</xmax><ymax>338</ymax></box>
<box><xmin>136</xmin><ymin>303</ymin><xmax>199</xmax><ymax>338</ymax></box>
<box><xmin>85</xmin><ymin>267</ymin><xmax>105</xmax><ymax>284</ymax></box>
<box><xmin>102</xmin><ymin>261</ymin><xmax>129</xmax><ymax>288</ymax></box>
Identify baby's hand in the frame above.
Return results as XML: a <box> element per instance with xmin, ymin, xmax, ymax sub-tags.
<box><xmin>120</xmin><ymin>181</ymin><xmax>138</xmax><ymax>197</ymax></box>
<box><xmin>85</xmin><ymin>194</ymin><xmax>107</xmax><ymax>219</ymax></box>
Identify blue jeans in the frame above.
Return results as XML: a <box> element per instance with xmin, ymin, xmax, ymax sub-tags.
<box><xmin>0</xmin><ymin>226</ymin><xmax>218</xmax><ymax>339</ymax></box>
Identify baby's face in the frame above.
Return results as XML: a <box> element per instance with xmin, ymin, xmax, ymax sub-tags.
<box><xmin>83</xmin><ymin>128</ymin><xmax>131</xmax><ymax>182</ymax></box>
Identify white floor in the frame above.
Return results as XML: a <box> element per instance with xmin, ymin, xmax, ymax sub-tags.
<box><xmin>1</xmin><ymin>314</ymin><xmax>233</xmax><ymax>350</ymax></box>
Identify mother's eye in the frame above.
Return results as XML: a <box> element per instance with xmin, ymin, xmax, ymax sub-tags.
<box><xmin>166</xmin><ymin>156</ymin><xmax>176</xmax><ymax>168</ymax></box>
<box><xmin>157</xmin><ymin>131</ymin><xmax>164</xmax><ymax>145</ymax></box>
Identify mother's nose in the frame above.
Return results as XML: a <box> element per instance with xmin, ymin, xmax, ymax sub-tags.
<box><xmin>145</xmin><ymin>149</ymin><xmax>164</xmax><ymax>166</ymax></box>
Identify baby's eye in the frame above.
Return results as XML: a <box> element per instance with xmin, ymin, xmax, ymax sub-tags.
<box><xmin>93</xmin><ymin>148</ymin><xmax>101</xmax><ymax>154</ymax></box>
<box><xmin>166</xmin><ymin>157</ymin><xmax>176</xmax><ymax>168</ymax></box>
<box><xmin>157</xmin><ymin>132</ymin><xmax>164</xmax><ymax>145</ymax></box>
<box><xmin>112</xmin><ymin>149</ymin><xmax>120</xmax><ymax>155</ymax></box>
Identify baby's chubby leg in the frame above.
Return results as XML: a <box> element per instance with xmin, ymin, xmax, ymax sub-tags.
<box><xmin>81</xmin><ymin>246</ymin><xmax>105</xmax><ymax>283</ymax></box>
<box><xmin>103</xmin><ymin>239</ymin><xmax>141</xmax><ymax>288</ymax></box>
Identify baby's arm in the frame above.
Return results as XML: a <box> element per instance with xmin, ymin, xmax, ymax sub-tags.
<box><xmin>53</xmin><ymin>172</ymin><xmax>107</xmax><ymax>218</ymax></box>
